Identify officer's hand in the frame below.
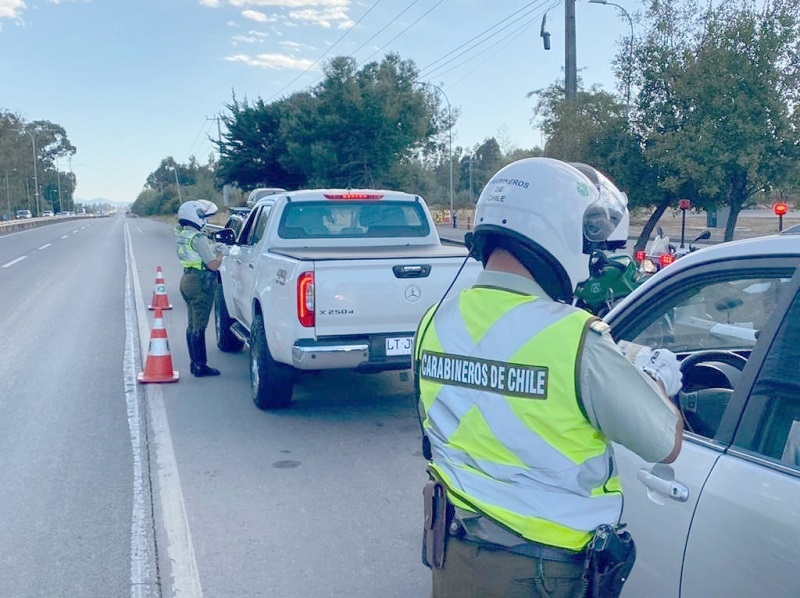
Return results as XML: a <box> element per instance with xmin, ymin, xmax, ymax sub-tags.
<box><xmin>635</xmin><ymin>347</ymin><xmax>683</xmax><ymax>398</ymax></box>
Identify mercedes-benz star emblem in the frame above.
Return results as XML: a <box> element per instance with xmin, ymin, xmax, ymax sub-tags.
<box><xmin>405</xmin><ymin>285</ymin><xmax>421</xmax><ymax>302</ymax></box>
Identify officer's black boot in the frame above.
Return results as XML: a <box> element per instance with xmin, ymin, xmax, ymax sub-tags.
<box><xmin>192</xmin><ymin>331</ymin><xmax>220</xmax><ymax>377</ymax></box>
<box><xmin>187</xmin><ymin>330</ymin><xmax>200</xmax><ymax>376</ymax></box>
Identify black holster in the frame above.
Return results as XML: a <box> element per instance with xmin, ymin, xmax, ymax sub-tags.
<box><xmin>421</xmin><ymin>479</ymin><xmax>449</xmax><ymax>569</ymax></box>
<box><xmin>582</xmin><ymin>524</ymin><xmax>636</xmax><ymax>598</ymax></box>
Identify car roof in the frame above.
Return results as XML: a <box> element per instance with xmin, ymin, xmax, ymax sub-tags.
<box><xmin>605</xmin><ymin>233</ymin><xmax>800</xmax><ymax>319</ymax></box>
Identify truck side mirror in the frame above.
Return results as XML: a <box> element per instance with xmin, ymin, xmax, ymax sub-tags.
<box><xmin>214</xmin><ymin>228</ymin><xmax>237</xmax><ymax>245</ymax></box>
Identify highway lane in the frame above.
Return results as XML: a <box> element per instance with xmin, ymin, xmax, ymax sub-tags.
<box><xmin>126</xmin><ymin>217</ymin><xmax>429</xmax><ymax>597</ymax></box>
<box><xmin>0</xmin><ymin>217</ymin><xmax>156</xmax><ymax>596</ymax></box>
<box><xmin>1</xmin><ymin>217</ymin><xmax>431</xmax><ymax>597</ymax></box>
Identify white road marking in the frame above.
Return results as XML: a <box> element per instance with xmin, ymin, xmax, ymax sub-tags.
<box><xmin>38</xmin><ymin>243</ymin><xmax>51</xmax><ymax>250</ymax></box>
<box><xmin>1</xmin><ymin>256</ymin><xmax>26</xmax><ymax>268</ymax></box>
<box><xmin>124</xmin><ymin>222</ymin><xmax>203</xmax><ymax>597</ymax></box>
<box><xmin>61</xmin><ymin>235</ymin><xmax>69</xmax><ymax>239</ymax></box>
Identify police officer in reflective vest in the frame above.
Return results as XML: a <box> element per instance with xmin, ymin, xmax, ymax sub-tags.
<box><xmin>176</xmin><ymin>200</ymin><xmax>224</xmax><ymax>377</ymax></box>
<box><xmin>414</xmin><ymin>158</ymin><xmax>683</xmax><ymax>597</ymax></box>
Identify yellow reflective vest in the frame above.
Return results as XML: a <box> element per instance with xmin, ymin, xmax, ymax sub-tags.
<box><xmin>176</xmin><ymin>227</ymin><xmax>204</xmax><ymax>270</ymax></box>
<box><xmin>415</xmin><ymin>286</ymin><xmax>622</xmax><ymax>550</ymax></box>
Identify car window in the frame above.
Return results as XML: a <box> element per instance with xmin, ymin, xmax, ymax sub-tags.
<box><xmin>277</xmin><ymin>201</ymin><xmax>430</xmax><ymax>240</ymax></box>
<box><xmin>242</xmin><ymin>207</ymin><xmax>270</xmax><ymax>246</ymax></box>
<box><xmin>238</xmin><ymin>206</ymin><xmax>266</xmax><ymax>246</ymax></box>
<box><xmin>631</xmin><ymin>274</ymin><xmax>794</xmax><ymax>353</ymax></box>
<box><xmin>733</xmin><ymin>277</ymin><xmax>800</xmax><ymax>469</ymax></box>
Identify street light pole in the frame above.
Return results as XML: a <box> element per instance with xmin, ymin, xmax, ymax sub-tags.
<box><xmin>4</xmin><ymin>169</ymin><xmax>13</xmax><ymax>217</ymax></box>
<box><xmin>588</xmin><ymin>0</ymin><xmax>634</xmax><ymax>110</ymax></box>
<box><xmin>20</xmin><ymin>129</ymin><xmax>40</xmax><ymax>217</ymax></box>
<box><xmin>417</xmin><ymin>81</ymin><xmax>454</xmax><ymax>228</ymax></box>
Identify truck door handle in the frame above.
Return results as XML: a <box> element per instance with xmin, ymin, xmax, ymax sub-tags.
<box><xmin>637</xmin><ymin>468</ymin><xmax>689</xmax><ymax>502</ymax></box>
<box><xmin>393</xmin><ymin>264</ymin><xmax>431</xmax><ymax>278</ymax></box>
<box><xmin>249</xmin><ymin>263</ymin><xmax>254</xmax><ymax>269</ymax></box>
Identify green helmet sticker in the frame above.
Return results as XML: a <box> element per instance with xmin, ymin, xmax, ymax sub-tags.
<box><xmin>577</xmin><ymin>182</ymin><xmax>589</xmax><ymax>196</ymax></box>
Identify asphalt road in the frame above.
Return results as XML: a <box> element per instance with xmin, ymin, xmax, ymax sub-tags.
<box><xmin>1</xmin><ymin>216</ymin><xmax>430</xmax><ymax>597</ymax></box>
<box><xmin>0</xmin><ymin>218</ymin><xmax>143</xmax><ymax>596</ymax></box>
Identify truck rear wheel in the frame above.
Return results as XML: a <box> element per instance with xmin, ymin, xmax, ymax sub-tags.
<box><xmin>250</xmin><ymin>313</ymin><xmax>295</xmax><ymax>409</ymax></box>
<box><xmin>215</xmin><ymin>286</ymin><xmax>244</xmax><ymax>353</ymax></box>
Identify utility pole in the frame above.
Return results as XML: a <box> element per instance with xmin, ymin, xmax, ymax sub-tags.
<box><xmin>565</xmin><ymin>0</ymin><xmax>577</xmax><ymax>100</ymax></box>
<box><xmin>206</xmin><ymin>114</ymin><xmax>223</xmax><ymax>148</ymax></box>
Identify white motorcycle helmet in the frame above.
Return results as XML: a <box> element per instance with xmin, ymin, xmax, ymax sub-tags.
<box><xmin>469</xmin><ymin>157</ymin><xmax>625</xmax><ymax>302</ymax></box>
<box><xmin>178</xmin><ymin>200</ymin><xmax>218</xmax><ymax>230</ymax></box>
<box><xmin>569</xmin><ymin>162</ymin><xmax>629</xmax><ymax>250</ymax></box>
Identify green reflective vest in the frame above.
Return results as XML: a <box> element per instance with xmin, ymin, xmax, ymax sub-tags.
<box><xmin>415</xmin><ymin>286</ymin><xmax>622</xmax><ymax>550</ymax></box>
<box><xmin>176</xmin><ymin>227</ymin><xmax>204</xmax><ymax>270</ymax></box>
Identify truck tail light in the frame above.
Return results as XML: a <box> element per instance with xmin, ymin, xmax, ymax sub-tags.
<box><xmin>297</xmin><ymin>272</ymin><xmax>315</xmax><ymax>327</ymax></box>
<box><xmin>659</xmin><ymin>253</ymin><xmax>675</xmax><ymax>268</ymax></box>
<box><xmin>634</xmin><ymin>249</ymin><xmax>646</xmax><ymax>262</ymax></box>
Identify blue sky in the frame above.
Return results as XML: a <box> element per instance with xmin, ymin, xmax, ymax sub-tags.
<box><xmin>0</xmin><ymin>0</ymin><xmax>631</xmax><ymax>204</ymax></box>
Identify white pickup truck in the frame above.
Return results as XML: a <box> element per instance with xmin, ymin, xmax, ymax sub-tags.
<box><xmin>213</xmin><ymin>189</ymin><xmax>482</xmax><ymax>409</ymax></box>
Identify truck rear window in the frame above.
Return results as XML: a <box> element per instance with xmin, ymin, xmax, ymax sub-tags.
<box><xmin>278</xmin><ymin>201</ymin><xmax>430</xmax><ymax>239</ymax></box>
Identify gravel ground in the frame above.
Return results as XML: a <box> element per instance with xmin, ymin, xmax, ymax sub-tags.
<box><xmin>629</xmin><ymin>210</ymin><xmax>799</xmax><ymax>244</ymax></box>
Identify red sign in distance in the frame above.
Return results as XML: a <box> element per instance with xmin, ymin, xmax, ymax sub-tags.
<box><xmin>678</xmin><ymin>199</ymin><xmax>691</xmax><ymax>210</ymax></box>
<box><xmin>773</xmin><ymin>202</ymin><xmax>789</xmax><ymax>216</ymax></box>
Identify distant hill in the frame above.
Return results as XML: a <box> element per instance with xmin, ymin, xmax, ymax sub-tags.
<box><xmin>80</xmin><ymin>198</ymin><xmax>131</xmax><ymax>209</ymax></box>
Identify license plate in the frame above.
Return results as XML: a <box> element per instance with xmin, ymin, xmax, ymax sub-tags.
<box><xmin>386</xmin><ymin>336</ymin><xmax>413</xmax><ymax>356</ymax></box>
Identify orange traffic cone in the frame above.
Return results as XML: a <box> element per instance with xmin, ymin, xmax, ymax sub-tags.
<box><xmin>138</xmin><ymin>307</ymin><xmax>180</xmax><ymax>383</ymax></box>
<box><xmin>148</xmin><ymin>266</ymin><xmax>173</xmax><ymax>310</ymax></box>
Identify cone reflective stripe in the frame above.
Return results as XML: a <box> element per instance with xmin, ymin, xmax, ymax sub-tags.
<box><xmin>138</xmin><ymin>307</ymin><xmax>179</xmax><ymax>383</ymax></box>
<box><xmin>148</xmin><ymin>265</ymin><xmax>173</xmax><ymax>310</ymax></box>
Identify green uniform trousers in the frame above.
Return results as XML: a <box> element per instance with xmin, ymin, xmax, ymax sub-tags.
<box><xmin>180</xmin><ymin>269</ymin><xmax>217</xmax><ymax>333</ymax></box>
<box><xmin>431</xmin><ymin>535</ymin><xmax>586</xmax><ymax>598</ymax></box>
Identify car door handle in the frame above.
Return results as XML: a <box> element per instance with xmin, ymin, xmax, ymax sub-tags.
<box><xmin>248</xmin><ymin>263</ymin><xmax>254</xmax><ymax>269</ymax></box>
<box><xmin>393</xmin><ymin>264</ymin><xmax>431</xmax><ymax>278</ymax></box>
<box><xmin>637</xmin><ymin>469</ymin><xmax>689</xmax><ymax>502</ymax></box>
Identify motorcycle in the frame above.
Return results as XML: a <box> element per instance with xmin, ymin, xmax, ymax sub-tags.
<box><xmin>634</xmin><ymin>227</ymin><xmax>674</xmax><ymax>274</ymax></box>
<box><xmin>673</xmin><ymin>229</ymin><xmax>711</xmax><ymax>258</ymax></box>
<box><xmin>574</xmin><ymin>249</ymin><xmax>651</xmax><ymax>316</ymax></box>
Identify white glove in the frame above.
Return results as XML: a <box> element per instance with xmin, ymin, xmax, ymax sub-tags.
<box><xmin>214</xmin><ymin>243</ymin><xmax>230</xmax><ymax>257</ymax></box>
<box><xmin>618</xmin><ymin>341</ymin><xmax>683</xmax><ymax>397</ymax></box>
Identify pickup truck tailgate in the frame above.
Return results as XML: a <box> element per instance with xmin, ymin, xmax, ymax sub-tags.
<box><xmin>272</xmin><ymin>245</ymin><xmax>479</xmax><ymax>337</ymax></box>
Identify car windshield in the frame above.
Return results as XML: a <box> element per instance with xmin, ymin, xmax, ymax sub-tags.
<box><xmin>631</xmin><ymin>274</ymin><xmax>795</xmax><ymax>352</ymax></box>
<box><xmin>277</xmin><ymin>201</ymin><xmax>430</xmax><ymax>239</ymax></box>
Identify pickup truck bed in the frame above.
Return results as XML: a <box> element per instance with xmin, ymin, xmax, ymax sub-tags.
<box><xmin>214</xmin><ymin>188</ymin><xmax>482</xmax><ymax>410</ymax></box>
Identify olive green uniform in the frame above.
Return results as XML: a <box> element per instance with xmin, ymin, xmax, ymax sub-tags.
<box><xmin>176</xmin><ymin>226</ymin><xmax>220</xmax><ymax>375</ymax></box>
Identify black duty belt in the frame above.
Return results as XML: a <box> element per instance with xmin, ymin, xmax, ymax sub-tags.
<box><xmin>184</xmin><ymin>267</ymin><xmax>204</xmax><ymax>273</ymax></box>
<box><xmin>449</xmin><ymin>519</ymin><xmax>585</xmax><ymax>563</ymax></box>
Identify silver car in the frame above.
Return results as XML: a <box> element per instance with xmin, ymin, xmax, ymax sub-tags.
<box><xmin>604</xmin><ymin>233</ymin><xmax>800</xmax><ymax>597</ymax></box>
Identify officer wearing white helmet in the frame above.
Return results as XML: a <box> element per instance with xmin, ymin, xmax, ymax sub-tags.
<box><xmin>176</xmin><ymin>200</ymin><xmax>224</xmax><ymax>377</ymax></box>
<box><xmin>414</xmin><ymin>158</ymin><xmax>682</xmax><ymax>598</ymax></box>
<box><xmin>569</xmin><ymin>162</ymin><xmax>630</xmax><ymax>251</ymax></box>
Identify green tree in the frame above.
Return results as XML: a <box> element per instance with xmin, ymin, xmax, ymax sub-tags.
<box><xmin>217</xmin><ymin>53</ymin><xmax>449</xmax><ymax>193</ymax></box>
<box><xmin>635</xmin><ymin>0</ymin><xmax>800</xmax><ymax>241</ymax></box>
<box><xmin>529</xmin><ymin>81</ymin><xmax>658</xmax><ymax>249</ymax></box>
<box><xmin>279</xmin><ymin>54</ymin><xmax>442</xmax><ymax>188</ymax></box>
<box><xmin>216</xmin><ymin>94</ymin><xmax>304</xmax><ymax>191</ymax></box>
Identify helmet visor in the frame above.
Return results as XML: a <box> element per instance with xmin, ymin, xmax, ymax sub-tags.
<box><xmin>582</xmin><ymin>191</ymin><xmax>626</xmax><ymax>243</ymax></box>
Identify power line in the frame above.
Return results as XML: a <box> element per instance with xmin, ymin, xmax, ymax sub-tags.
<box><xmin>298</xmin><ymin>0</ymin><xmax>439</xmax><ymax>92</ymax></box>
<box><xmin>435</xmin><ymin>1</ymin><xmax>559</xmax><ymax>86</ymax></box>
<box><xmin>265</xmin><ymin>0</ymin><xmax>388</xmax><ymax>103</ymax></box>
<box><xmin>419</xmin><ymin>0</ymin><xmax>553</xmax><ymax>81</ymax></box>
<box><xmin>356</xmin><ymin>0</ymin><xmax>444</xmax><ymax>67</ymax></box>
